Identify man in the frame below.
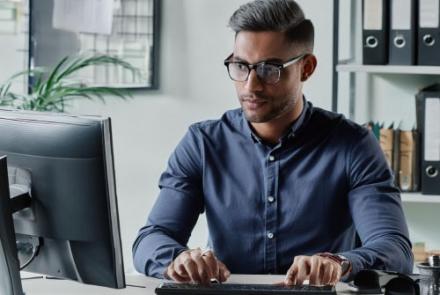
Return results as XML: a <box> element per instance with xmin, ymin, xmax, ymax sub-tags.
<box><xmin>133</xmin><ymin>0</ymin><xmax>413</xmax><ymax>286</ymax></box>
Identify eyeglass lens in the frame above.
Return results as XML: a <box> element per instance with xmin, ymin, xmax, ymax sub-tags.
<box><xmin>228</xmin><ymin>63</ymin><xmax>280</xmax><ymax>84</ymax></box>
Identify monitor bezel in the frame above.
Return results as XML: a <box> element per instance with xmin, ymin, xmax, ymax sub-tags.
<box><xmin>102</xmin><ymin>118</ymin><xmax>125</xmax><ymax>288</ymax></box>
<box><xmin>0</xmin><ymin>155</ymin><xmax>25</xmax><ymax>295</ymax></box>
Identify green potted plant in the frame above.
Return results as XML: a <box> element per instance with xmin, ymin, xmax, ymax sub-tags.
<box><xmin>0</xmin><ymin>54</ymin><xmax>140</xmax><ymax>112</ymax></box>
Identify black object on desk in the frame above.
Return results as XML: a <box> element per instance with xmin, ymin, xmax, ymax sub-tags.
<box><xmin>155</xmin><ymin>282</ymin><xmax>336</xmax><ymax>295</ymax></box>
<box><xmin>354</xmin><ymin>269</ymin><xmax>400</xmax><ymax>293</ymax></box>
<box><xmin>385</xmin><ymin>275</ymin><xmax>420</xmax><ymax>295</ymax></box>
<box><xmin>353</xmin><ymin>269</ymin><xmax>421</xmax><ymax>295</ymax></box>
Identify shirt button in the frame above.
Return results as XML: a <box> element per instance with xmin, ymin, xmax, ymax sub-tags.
<box><xmin>268</xmin><ymin>196</ymin><xmax>275</xmax><ymax>203</ymax></box>
<box><xmin>267</xmin><ymin>232</ymin><xmax>274</xmax><ymax>239</ymax></box>
<box><xmin>268</xmin><ymin>155</ymin><xmax>275</xmax><ymax>161</ymax></box>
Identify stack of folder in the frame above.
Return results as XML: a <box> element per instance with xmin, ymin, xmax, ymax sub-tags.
<box><xmin>366</xmin><ymin>122</ymin><xmax>420</xmax><ymax>192</ymax></box>
<box><xmin>362</xmin><ymin>0</ymin><xmax>440</xmax><ymax>66</ymax></box>
<box><xmin>364</xmin><ymin>84</ymin><xmax>440</xmax><ymax>195</ymax></box>
<box><xmin>416</xmin><ymin>84</ymin><xmax>440</xmax><ymax>195</ymax></box>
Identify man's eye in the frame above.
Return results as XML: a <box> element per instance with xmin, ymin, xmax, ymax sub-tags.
<box><xmin>258</xmin><ymin>65</ymin><xmax>278</xmax><ymax>76</ymax></box>
<box><xmin>235</xmin><ymin>63</ymin><xmax>248</xmax><ymax>71</ymax></box>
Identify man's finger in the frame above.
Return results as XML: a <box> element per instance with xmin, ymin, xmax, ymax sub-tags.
<box><xmin>182</xmin><ymin>256</ymin><xmax>201</xmax><ymax>283</ymax></box>
<box><xmin>167</xmin><ymin>262</ymin><xmax>190</xmax><ymax>282</ymax></box>
<box><xmin>168</xmin><ymin>268</ymin><xmax>190</xmax><ymax>282</ymax></box>
<box><xmin>294</xmin><ymin>257</ymin><xmax>310</xmax><ymax>285</ymax></box>
<box><xmin>173</xmin><ymin>250</ymin><xmax>194</xmax><ymax>281</ymax></box>
<box><xmin>217</xmin><ymin>260</ymin><xmax>231</xmax><ymax>282</ymax></box>
<box><xmin>330</xmin><ymin>263</ymin><xmax>342</xmax><ymax>285</ymax></box>
<box><xmin>190</xmin><ymin>250</ymin><xmax>211</xmax><ymax>284</ymax></box>
<box><xmin>320</xmin><ymin>261</ymin><xmax>332</xmax><ymax>285</ymax></box>
<box><xmin>309</xmin><ymin>256</ymin><xmax>321</xmax><ymax>285</ymax></box>
<box><xmin>202</xmin><ymin>251</ymin><xmax>220</xmax><ymax>280</ymax></box>
<box><xmin>202</xmin><ymin>250</ymin><xmax>219</xmax><ymax>280</ymax></box>
<box><xmin>176</xmin><ymin>263</ymin><xmax>190</xmax><ymax>279</ymax></box>
<box><xmin>284</xmin><ymin>264</ymin><xmax>298</xmax><ymax>285</ymax></box>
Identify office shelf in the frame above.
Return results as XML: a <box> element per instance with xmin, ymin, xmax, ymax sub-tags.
<box><xmin>332</xmin><ymin>0</ymin><xmax>440</xmax><ymax>252</ymax></box>
<box><xmin>336</xmin><ymin>64</ymin><xmax>440</xmax><ymax>75</ymax></box>
<box><xmin>332</xmin><ymin>1</ymin><xmax>440</xmax><ymax>205</ymax></box>
<box><xmin>401</xmin><ymin>193</ymin><xmax>440</xmax><ymax>204</ymax></box>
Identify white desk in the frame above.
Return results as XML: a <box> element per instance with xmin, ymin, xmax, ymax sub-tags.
<box><xmin>21</xmin><ymin>274</ymin><xmax>354</xmax><ymax>295</ymax></box>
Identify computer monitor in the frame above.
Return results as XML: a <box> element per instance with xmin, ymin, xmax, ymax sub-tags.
<box><xmin>0</xmin><ymin>109</ymin><xmax>125</xmax><ymax>289</ymax></box>
<box><xmin>0</xmin><ymin>156</ymin><xmax>25</xmax><ymax>295</ymax></box>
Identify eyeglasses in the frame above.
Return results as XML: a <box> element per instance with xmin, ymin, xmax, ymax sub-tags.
<box><xmin>224</xmin><ymin>53</ymin><xmax>307</xmax><ymax>84</ymax></box>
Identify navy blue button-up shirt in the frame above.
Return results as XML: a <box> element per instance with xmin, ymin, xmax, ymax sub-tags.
<box><xmin>133</xmin><ymin>99</ymin><xmax>413</xmax><ymax>279</ymax></box>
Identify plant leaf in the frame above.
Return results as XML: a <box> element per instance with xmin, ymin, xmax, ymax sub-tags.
<box><xmin>1</xmin><ymin>53</ymin><xmax>139</xmax><ymax>112</ymax></box>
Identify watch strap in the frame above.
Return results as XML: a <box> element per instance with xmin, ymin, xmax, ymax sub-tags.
<box><xmin>316</xmin><ymin>252</ymin><xmax>352</xmax><ymax>276</ymax></box>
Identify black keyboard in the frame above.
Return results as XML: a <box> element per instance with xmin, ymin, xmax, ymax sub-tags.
<box><xmin>155</xmin><ymin>282</ymin><xmax>337</xmax><ymax>295</ymax></box>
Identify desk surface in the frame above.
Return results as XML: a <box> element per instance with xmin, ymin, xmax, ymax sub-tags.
<box><xmin>21</xmin><ymin>274</ymin><xmax>354</xmax><ymax>295</ymax></box>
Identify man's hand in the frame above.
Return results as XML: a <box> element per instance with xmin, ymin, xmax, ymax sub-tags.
<box><xmin>284</xmin><ymin>255</ymin><xmax>343</xmax><ymax>286</ymax></box>
<box><xmin>165</xmin><ymin>248</ymin><xmax>231</xmax><ymax>284</ymax></box>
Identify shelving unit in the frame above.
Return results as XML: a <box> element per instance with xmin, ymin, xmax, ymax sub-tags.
<box><xmin>332</xmin><ymin>0</ymin><xmax>440</xmax><ymax>202</ymax></box>
<box><xmin>337</xmin><ymin>64</ymin><xmax>440</xmax><ymax>75</ymax></box>
<box><xmin>401</xmin><ymin>193</ymin><xmax>440</xmax><ymax>204</ymax></box>
<box><xmin>332</xmin><ymin>0</ymin><xmax>440</xmax><ymax>253</ymax></box>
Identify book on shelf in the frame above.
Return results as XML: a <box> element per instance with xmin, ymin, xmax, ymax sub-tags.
<box><xmin>366</xmin><ymin>122</ymin><xmax>420</xmax><ymax>192</ymax></box>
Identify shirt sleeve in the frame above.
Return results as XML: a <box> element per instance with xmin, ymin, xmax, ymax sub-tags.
<box><xmin>132</xmin><ymin>125</ymin><xmax>205</xmax><ymax>278</ymax></box>
<box><xmin>339</xmin><ymin>128</ymin><xmax>413</xmax><ymax>280</ymax></box>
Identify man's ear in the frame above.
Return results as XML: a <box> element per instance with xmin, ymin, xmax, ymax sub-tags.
<box><xmin>301</xmin><ymin>54</ymin><xmax>317</xmax><ymax>82</ymax></box>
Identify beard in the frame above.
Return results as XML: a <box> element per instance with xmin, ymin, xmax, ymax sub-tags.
<box><xmin>240</xmin><ymin>93</ymin><xmax>298</xmax><ymax>123</ymax></box>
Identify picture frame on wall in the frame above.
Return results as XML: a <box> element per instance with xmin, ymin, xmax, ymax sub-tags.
<box><xmin>28</xmin><ymin>0</ymin><xmax>161</xmax><ymax>90</ymax></box>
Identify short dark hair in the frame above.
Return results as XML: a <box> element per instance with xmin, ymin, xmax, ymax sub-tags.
<box><xmin>228</xmin><ymin>0</ymin><xmax>314</xmax><ymax>52</ymax></box>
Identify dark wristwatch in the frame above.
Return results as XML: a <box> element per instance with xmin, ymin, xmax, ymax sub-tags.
<box><xmin>317</xmin><ymin>252</ymin><xmax>352</xmax><ymax>276</ymax></box>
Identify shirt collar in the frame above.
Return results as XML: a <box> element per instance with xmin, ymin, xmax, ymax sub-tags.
<box><xmin>241</xmin><ymin>96</ymin><xmax>311</xmax><ymax>144</ymax></box>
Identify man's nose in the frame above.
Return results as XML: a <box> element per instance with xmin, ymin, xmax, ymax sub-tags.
<box><xmin>244</xmin><ymin>69</ymin><xmax>264</xmax><ymax>92</ymax></box>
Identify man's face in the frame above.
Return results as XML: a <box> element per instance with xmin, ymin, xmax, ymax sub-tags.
<box><xmin>232</xmin><ymin>31</ymin><xmax>305</xmax><ymax>123</ymax></box>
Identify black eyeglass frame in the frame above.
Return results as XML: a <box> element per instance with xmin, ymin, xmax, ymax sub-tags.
<box><xmin>223</xmin><ymin>53</ymin><xmax>307</xmax><ymax>84</ymax></box>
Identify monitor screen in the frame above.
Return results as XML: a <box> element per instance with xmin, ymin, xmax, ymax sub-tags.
<box><xmin>0</xmin><ymin>156</ymin><xmax>24</xmax><ymax>295</ymax></box>
<box><xmin>0</xmin><ymin>109</ymin><xmax>125</xmax><ymax>289</ymax></box>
